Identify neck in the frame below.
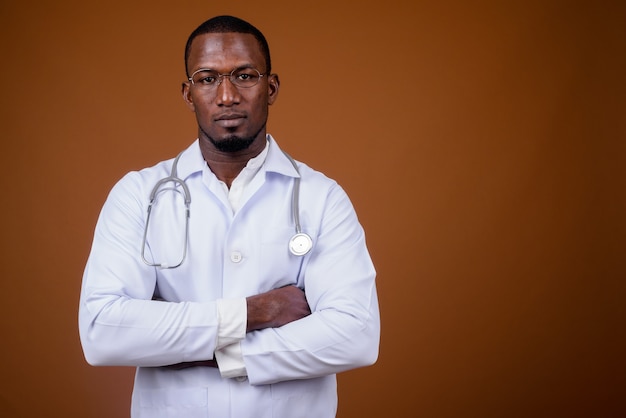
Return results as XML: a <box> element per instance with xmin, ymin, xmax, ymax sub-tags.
<box><xmin>199</xmin><ymin>135</ymin><xmax>267</xmax><ymax>188</ymax></box>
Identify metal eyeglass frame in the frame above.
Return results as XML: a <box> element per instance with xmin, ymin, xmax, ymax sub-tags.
<box><xmin>188</xmin><ymin>67</ymin><xmax>266</xmax><ymax>89</ymax></box>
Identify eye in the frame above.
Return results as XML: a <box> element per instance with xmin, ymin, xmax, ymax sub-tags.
<box><xmin>192</xmin><ymin>71</ymin><xmax>219</xmax><ymax>85</ymax></box>
<box><xmin>200</xmin><ymin>76</ymin><xmax>217</xmax><ymax>84</ymax></box>
<box><xmin>233</xmin><ymin>69</ymin><xmax>260</xmax><ymax>85</ymax></box>
<box><xmin>238</xmin><ymin>72</ymin><xmax>256</xmax><ymax>80</ymax></box>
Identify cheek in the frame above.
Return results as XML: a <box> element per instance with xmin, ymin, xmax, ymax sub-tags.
<box><xmin>249</xmin><ymin>95</ymin><xmax>270</xmax><ymax>119</ymax></box>
<box><xmin>190</xmin><ymin>97</ymin><xmax>213</xmax><ymax>118</ymax></box>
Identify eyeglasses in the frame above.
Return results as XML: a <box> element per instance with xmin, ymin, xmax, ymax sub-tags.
<box><xmin>188</xmin><ymin>67</ymin><xmax>265</xmax><ymax>90</ymax></box>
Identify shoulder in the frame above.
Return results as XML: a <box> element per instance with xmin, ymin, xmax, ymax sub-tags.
<box><xmin>111</xmin><ymin>159</ymin><xmax>173</xmax><ymax>198</ymax></box>
<box><xmin>109</xmin><ymin>140</ymin><xmax>201</xmax><ymax>199</ymax></box>
<box><xmin>267</xmin><ymin>135</ymin><xmax>340</xmax><ymax>189</ymax></box>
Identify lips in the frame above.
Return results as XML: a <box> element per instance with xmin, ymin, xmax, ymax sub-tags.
<box><xmin>215</xmin><ymin>112</ymin><xmax>246</xmax><ymax>128</ymax></box>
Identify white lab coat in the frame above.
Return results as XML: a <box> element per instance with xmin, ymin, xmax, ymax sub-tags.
<box><xmin>79</xmin><ymin>136</ymin><xmax>380</xmax><ymax>418</ymax></box>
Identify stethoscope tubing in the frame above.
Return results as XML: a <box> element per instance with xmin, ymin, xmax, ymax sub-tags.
<box><xmin>141</xmin><ymin>153</ymin><xmax>191</xmax><ymax>269</ymax></box>
<box><xmin>141</xmin><ymin>149</ymin><xmax>312</xmax><ymax>269</ymax></box>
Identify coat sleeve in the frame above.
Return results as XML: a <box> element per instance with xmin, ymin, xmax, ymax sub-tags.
<box><xmin>241</xmin><ymin>181</ymin><xmax>380</xmax><ymax>385</ymax></box>
<box><xmin>78</xmin><ymin>172</ymin><xmax>219</xmax><ymax>367</ymax></box>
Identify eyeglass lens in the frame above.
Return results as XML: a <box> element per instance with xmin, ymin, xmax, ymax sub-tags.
<box><xmin>190</xmin><ymin>68</ymin><xmax>263</xmax><ymax>88</ymax></box>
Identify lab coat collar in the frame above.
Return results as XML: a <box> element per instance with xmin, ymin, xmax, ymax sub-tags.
<box><xmin>264</xmin><ymin>134</ymin><xmax>301</xmax><ymax>179</ymax></box>
<box><xmin>173</xmin><ymin>134</ymin><xmax>300</xmax><ymax>181</ymax></box>
<box><xmin>171</xmin><ymin>140</ymin><xmax>205</xmax><ymax>181</ymax></box>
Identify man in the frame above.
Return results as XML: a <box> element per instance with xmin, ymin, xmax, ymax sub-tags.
<box><xmin>79</xmin><ymin>15</ymin><xmax>380</xmax><ymax>418</ymax></box>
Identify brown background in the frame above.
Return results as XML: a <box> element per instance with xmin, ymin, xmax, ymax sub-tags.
<box><xmin>1</xmin><ymin>0</ymin><xmax>625</xmax><ymax>417</ymax></box>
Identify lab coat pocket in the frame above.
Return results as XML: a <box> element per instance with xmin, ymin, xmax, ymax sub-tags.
<box><xmin>137</xmin><ymin>387</ymin><xmax>208</xmax><ymax>418</ymax></box>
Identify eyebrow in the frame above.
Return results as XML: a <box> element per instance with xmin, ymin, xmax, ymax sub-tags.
<box><xmin>193</xmin><ymin>63</ymin><xmax>260</xmax><ymax>73</ymax></box>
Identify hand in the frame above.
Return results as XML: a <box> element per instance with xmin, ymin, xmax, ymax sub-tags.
<box><xmin>246</xmin><ymin>285</ymin><xmax>311</xmax><ymax>332</ymax></box>
<box><xmin>162</xmin><ymin>359</ymin><xmax>218</xmax><ymax>370</ymax></box>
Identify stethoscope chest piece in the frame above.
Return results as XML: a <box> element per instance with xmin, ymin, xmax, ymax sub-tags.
<box><xmin>289</xmin><ymin>233</ymin><xmax>313</xmax><ymax>256</ymax></box>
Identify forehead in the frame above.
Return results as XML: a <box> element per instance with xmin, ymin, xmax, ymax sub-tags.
<box><xmin>187</xmin><ymin>32</ymin><xmax>265</xmax><ymax>72</ymax></box>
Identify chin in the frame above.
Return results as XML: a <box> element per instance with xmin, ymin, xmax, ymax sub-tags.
<box><xmin>211</xmin><ymin>135</ymin><xmax>255</xmax><ymax>153</ymax></box>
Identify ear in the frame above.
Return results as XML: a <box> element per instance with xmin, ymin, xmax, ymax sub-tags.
<box><xmin>267</xmin><ymin>74</ymin><xmax>280</xmax><ymax>105</ymax></box>
<box><xmin>181</xmin><ymin>81</ymin><xmax>195</xmax><ymax>112</ymax></box>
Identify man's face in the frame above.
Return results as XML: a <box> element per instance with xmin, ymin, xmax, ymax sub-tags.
<box><xmin>182</xmin><ymin>32</ymin><xmax>279</xmax><ymax>152</ymax></box>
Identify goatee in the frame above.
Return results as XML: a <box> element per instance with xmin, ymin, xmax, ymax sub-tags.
<box><xmin>209</xmin><ymin>135</ymin><xmax>255</xmax><ymax>153</ymax></box>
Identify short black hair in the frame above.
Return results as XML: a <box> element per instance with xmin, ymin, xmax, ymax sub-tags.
<box><xmin>184</xmin><ymin>15</ymin><xmax>272</xmax><ymax>77</ymax></box>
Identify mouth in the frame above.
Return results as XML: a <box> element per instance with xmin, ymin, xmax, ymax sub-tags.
<box><xmin>215</xmin><ymin>113</ymin><xmax>246</xmax><ymax>128</ymax></box>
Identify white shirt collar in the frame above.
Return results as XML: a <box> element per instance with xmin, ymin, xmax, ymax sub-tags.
<box><xmin>220</xmin><ymin>139</ymin><xmax>269</xmax><ymax>213</ymax></box>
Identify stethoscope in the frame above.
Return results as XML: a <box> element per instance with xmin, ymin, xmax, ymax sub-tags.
<box><xmin>141</xmin><ymin>150</ymin><xmax>313</xmax><ymax>269</ymax></box>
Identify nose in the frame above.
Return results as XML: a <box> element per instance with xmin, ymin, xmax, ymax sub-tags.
<box><xmin>215</xmin><ymin>75</ymin><xmax>240</xmax><ymax>106</ymax></box>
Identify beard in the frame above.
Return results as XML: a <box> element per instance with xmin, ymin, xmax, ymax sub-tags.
<box><xmin>202</xmin><ymin>124</ymin><xmax>265</xmax><ymax>153</ymax></box>
<box><xmin>210</xmin><ymin>135</ymin><xmax>255</xmax><ymax>152</ymax></box>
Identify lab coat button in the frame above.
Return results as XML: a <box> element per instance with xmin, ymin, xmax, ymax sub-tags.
<box><xmin>230</xmin><ymin>251</ymin><xmax>243</xmax><ymax>263</ymax></box>
<box><xmin>235</xmin><ymin>376</ymin><xmax>247</xmax><ymax>382</ymax></box>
